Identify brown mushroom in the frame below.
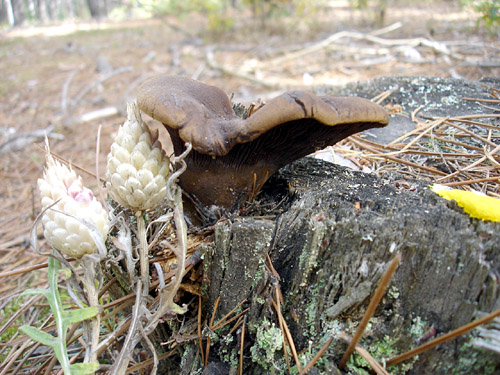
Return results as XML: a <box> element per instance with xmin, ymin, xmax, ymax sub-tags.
<box><xmin>137</xmin><ymin>75</ymin><xmax>389</xmax><ymax>210</ymax></box>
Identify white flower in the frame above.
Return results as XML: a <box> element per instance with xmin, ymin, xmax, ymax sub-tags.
<box><xmin>38</xmin><ymin>155</ymin><xmax>110</xmax><ymax>258</ymax></box>
<box><xmin>106</xmin><ymin>102</ymin><xmax>170</xmax><ymax>212</ymax></box>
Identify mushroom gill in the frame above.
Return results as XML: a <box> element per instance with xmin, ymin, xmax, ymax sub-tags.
<box><xmin>137</xmin><ymin>75</ymin><xmax>389</xmax><ymax>210</ymax></box>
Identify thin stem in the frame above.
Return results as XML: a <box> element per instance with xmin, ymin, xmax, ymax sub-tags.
<box><xmin>205</xmin><ymin>296</ymin><xmax>220</xmax><ymax>366</ymax></box>
<box><xmin>146</xmin><ymin>185</ymin><xmax>187</xmax><ymax>327</ymax></box>
<box><xmin>48</xmin><ymin>257</ymin><xmax>72</xmax><ymax>375</ymax></box>
<box><xmin>108</xmin><ymin>280</ymin><xmax>143</xmax><ymax>375</ymax></box>
<box><xmin>136</xmin><ymin>213</ymin><xmax>149</xmax><ymax>297</ymax></box>
<box><xmin>145</xmin><ymin>144</ymin><xmax>191</xmax><ymax>331</ymax></box>
<box><xmin>82</xmin><ymin>259</ymin><xmax>100</xmax><ymax>364</ymax></box>
<box><xmin>95</xmin><ymin>124</ymin><xmax>108</xmax><ymax>212</ymax></box>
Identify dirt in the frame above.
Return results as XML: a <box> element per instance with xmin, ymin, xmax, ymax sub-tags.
<box><xmin>0</xmin><ymin>0</ymin><xmax>498</xmax><ymax>314</ymax></box>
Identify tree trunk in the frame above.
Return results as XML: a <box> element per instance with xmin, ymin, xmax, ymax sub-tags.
<box><xmin>35</xmin><ymin>0</ymin><xmax>49</xmax><ymax>22</ymax></box>
<box><xmin>86</xmin><ymin>0</ymin><xmax>106</xmax><ymax>19</ymax></box>
<box><xmin>3</xmin><ymin>0</ymin><xmax>15</xmax><ymax>25</ymax></box>
<box><xmin>12</xmin><ymin>0</ymin><xmax>26</xmax><ymax>25</ymax></box>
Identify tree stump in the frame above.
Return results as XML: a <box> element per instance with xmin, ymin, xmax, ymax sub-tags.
<box><xmin>197</xmin><ymin>77</ymin><xmax>500</xmax><ymax>374</ymax></box>
<box><xmin>201</xmin><ymin>158</ymin><xmax>500</xmax><ymax>374</ymax></box>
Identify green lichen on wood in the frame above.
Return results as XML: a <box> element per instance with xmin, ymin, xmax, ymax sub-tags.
<box><xmin>199</xmin><ymin>143</ymin><xmax>500</xmax><ymax>373</ymax></box>
<box><xmin>446</xmin><ymin>340</ymin><xmax>498</xmax><ymax>375</ymax></box>
<box><xmin>297</xmin><ymin>213</ymin><xmax>328</xmax><ymax>288</ymax></box>
<box><xmin>249</xmin><ymin>319</ymin><xmax>284</xmax><ymax>370</ymax></box>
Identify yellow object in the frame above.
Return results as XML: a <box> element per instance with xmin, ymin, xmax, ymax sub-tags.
<box><xmin>430</xmin><ymin>184</ymin><xmax>500</xmax><ymax>223</ymax></box>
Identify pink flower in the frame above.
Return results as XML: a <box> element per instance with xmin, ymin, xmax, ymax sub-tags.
<box><xmin>38</xmin><ymin>154</ymin><xmax>110</xmax><ymax>258</ymax></box>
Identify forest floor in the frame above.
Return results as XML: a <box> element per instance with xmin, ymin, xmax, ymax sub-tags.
<box><xmin>0</xmin><ymin>0</ymin><xmax>499</xmax><ymax>351</ymax></box>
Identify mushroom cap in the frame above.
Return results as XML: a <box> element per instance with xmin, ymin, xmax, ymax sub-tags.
<box><xmin>137</xmin><ymin>75</ymin><xmax>389</xmax><ymax>210</ymax></box>
<box><xmin>137</xmin><ymin>75</ymin><xmax>389</xmax><ymax>157</ymax></box>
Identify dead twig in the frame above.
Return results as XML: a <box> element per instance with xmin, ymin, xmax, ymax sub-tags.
<box><xmin>345</xmin><ymin>108</ymin><xmax>500</xmax><ymax>198</ymax></box>
<box><xmin>272</xmin><ymin>287</ymin><xmax>302</xmax><ymax>372</ymax></box>
<box><xmin>386</xmin><ymin>306</ymin><xmax>500</xmax><ymax>367</ymax></box>
<box><xmin>273</xmin><ymin>286</ymin><xmax>290</xmax><ymax>372</ymax></box>
<box><xmin>259</xmin><ymin>22</ymin><xmax>449</xmax><ymax>68</ymax></box>
<box><xmin>0</xmin><ymin>261</ymin><xmax>53</xmax><ymax>279</ymax></box>
<box><xmin>212</xmin><ymin>308</ymin><xmax>249</xmax><ymax>332</ymax></box>
<box><xmin>364</xmin><ymin>118</ymin><xmax>445</xmax><ymax>158</ymax></box>
<box><xmin>238</xmin><ymin>317</ymin><xmax>246</xmax><ymax>375</ymax></box>
<box><xmin>339</xmin><ymin>252</ymin><xmax>401</xmax><ymax>369</ymax></box>
<box><xmin>442</xmin><ymin>176</ymin><xmax>500</xmax><ymax>187</ymax></box>
<box><xmin>95</xmin><ymin>124</ymin><xmax>107</xmax><ymax>213</ymax></box>
<box><xmin>205</xmin><ymin>47</ymin><xmax>278</xmax><ymax>89</ymax></box>
<box><xmin>371</xmin><ymin>87</ymin><xmax>398</xmax><ymax>105</ymax></box>
<box><xmin>349</xmin><ymin>136</ymin><xmax>447</xmax><ymax>175</ymax></box>
<box><xmin>211</xmin><ymin>298</ymin><xmax>248</xmax><ymax>331</ymax></box>
<box><xmin>205</xmin><ymin>296</ymin><xmax>220</xmax><ymax>367</ymax></box>
<box><xmin>462</xmin><ymin>97</ymin><xmax>500</xmax><ymax>104</ymax></box>
<box><xmin>34</xmin><ymin>142</ymin><xmax>99</xmax><ymax>180</ymax></box>
<box><xmin>78</xmin><ymin>106</ymin><xmax>119</xmax><ymax>123</ymax></box>
<box><xmin>338</xmin><ymin>333</ymin><xmax>389</xmax><ymax>375</ymax></box>
<box><xmin>443</xmin><ymin>120</ymin><xmax>498</xmax><ymax>149</ymax></box>
<box><xmin>0</xmin><ymin>126</ymin><xmax>63</xmax><ymax>154</ymax></box>
<box><xmin>198</xmin><ymin>295</ymin><xmax>205</xmax><ymax>366</ymax></box>
<box><xmin>124</xmin><ymin>350</ymin><xmax>176</xmax><ymax>374</ymax></box>
<box><xmin>354</xmin><ymin>345</ymin><xmax>389</xmax><ymax>375</ymax></box>
<box><xmin>436</xmin><ymin>143</ymin><xmax>500</xmax><ymax>183</ymax></box>
<box><xmin>60</xmin><ymin>70</ymin><xmax>77</xmax><ymax>115</ymax></box>
<box><xmin>299</xmin><ymin>336</ymin><xmax>334</xmax><ymax>375</ymax></box>
<box><xmin>70</xmin><ymin>66</ymin><xmax>133</xmax><ymax>112</ymax></box>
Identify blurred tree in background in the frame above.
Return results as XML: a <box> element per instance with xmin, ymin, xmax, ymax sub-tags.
<box><xmin>0</xmin><ymin>0</ymin><xmax>110</xmax><ymax>25</ymax></box>
<box><xmin>0</xmin><ymin>0</ymin><xmax>497</xmax><ymax>33</ymax></box>
<box><xmin>462</xmin><ymin>0</ymin><xmax>499</xmax><ymax>31</ymax></box>
<box><xmin>86</xmin><ymin>0</ymin><xmax>109</xmax><ymax>19</ymax></box>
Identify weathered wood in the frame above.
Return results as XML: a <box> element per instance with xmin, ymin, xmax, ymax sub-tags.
<box><xmin>200</xmin><ymin>76</ymin><xmax>500</xmax><ymax>374</ymax></box>
<box><xmin>202</xmin><ymin>158</ymin><xmax>500</xmax><ymax>374</ymax></box>
<box><xmin>203</xmin><ymin>218</ymin><xmax>275</xmax><ymax>322</ymax></box>
<box><xmin>132</xmin><ymin>76</ymin><xmax>496</xmax><ymax>374</ymax></box>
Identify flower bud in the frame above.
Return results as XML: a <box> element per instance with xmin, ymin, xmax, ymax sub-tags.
<box><xmin>38</xmin><ymin>155</ymin><xmax>110</xmax><ymax>258</ymax></box>
<box><xmin>106</xmin><ymin>102</ymin><xmax>170</xmax><ymax>212</ymax></box>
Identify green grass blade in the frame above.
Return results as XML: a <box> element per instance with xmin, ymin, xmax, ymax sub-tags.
<box><xmin>70</xmin><ymin>362</ymin><xmax>99</xmax><ymax>375</ymax></box>
<box><xmin>19</xmin><ymin>325</ymin><xmax>57</xmax><ymax>347</ymax></box>
<box><xmin>63</xmin><ymin>306</ymin><xmax>99</xmax><ymax>325</ymax></box>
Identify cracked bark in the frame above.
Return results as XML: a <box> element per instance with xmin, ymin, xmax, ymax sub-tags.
<box><xmin>202</xmin><ymin>157</ymin><xmax>500</xmax><ymax>374</ymax></box>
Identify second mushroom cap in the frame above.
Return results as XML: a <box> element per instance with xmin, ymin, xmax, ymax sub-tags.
<box><xmin>138</xmin><ymin>75</ymin><xmax>389</xmax><ymax>210</ymax></box>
